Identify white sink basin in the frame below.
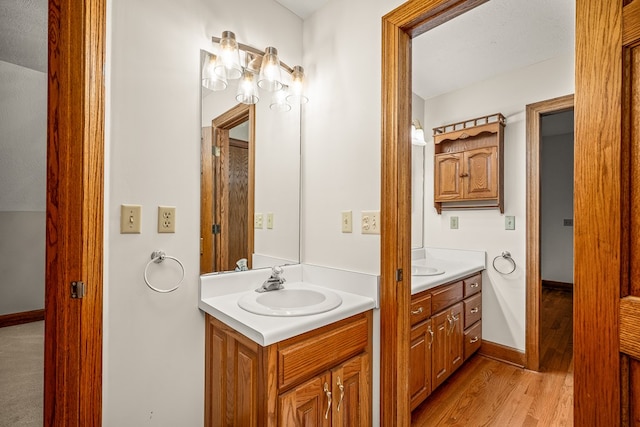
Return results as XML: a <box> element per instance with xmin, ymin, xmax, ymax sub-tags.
<box><xmin>411</xmin><ymin>265</ymin><xmax>445</xmax><ymax>276</ymax></box>
<box><xmin>238</xmin><ymin>287</ymin><xmax>342</xmax><ymax>316</ymax></box>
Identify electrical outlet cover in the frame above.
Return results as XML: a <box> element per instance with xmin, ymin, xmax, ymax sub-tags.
<box><xmin>158</xmin><ymin>206</ymin><xmax>176</xmax><ymax>233</ymax></box>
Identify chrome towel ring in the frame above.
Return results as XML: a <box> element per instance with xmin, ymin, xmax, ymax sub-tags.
<box><xmin>492</xmin><ymin>251</ymin><xmax>516</xmax><ymax>275</ymax></box>
<box><xmin>143</xmin><ymin>250</ymin><xmax>185</xmax><ymax>293</ymax></box>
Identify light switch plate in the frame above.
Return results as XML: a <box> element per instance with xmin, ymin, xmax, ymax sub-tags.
<box><xmin>505</xmin><ymin>215</ymin><xmax>515</xmax><ymax>230</ymax></box>
<box><xmin>120</xmin><ymin>204</ymin><xmax>141</xmax><ymax>234</ymax></box>
<box><xmin>341</xmin><ymin>211</ymin><xmax>352</xmax><ymax>233</ymax></box>
<box><xmin>450</xmin><ymin>216</ymin><xmax>459</xmax><ymax>229</ymax></box>
<box><xmin>267</xmin><ymin>213</ymin><xmax>274</xmax><ymax>229</ymax></box>
<box><xmin>361</xmin><ymin>211</ymin><xmax>380</xmax><ymax>234</ymax></box>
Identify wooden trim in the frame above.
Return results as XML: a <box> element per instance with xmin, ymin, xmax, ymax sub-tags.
<box><xmin>381</xmin><ymin>1</ymin><xmax>488</xmax><ymax>425</ymax></box>
<box><xmin>46</xmin><ymin>0</ymin><xmax>105</xmax><ymax>425</ymax></box>
<box><xmin>623</xmin><ymin>0</ymin><xmax>640</xmax><ymax>47</ymax></box>
<box><xmin>478</xmin><ymin>340</ymin><xmax>526</xmax><ymax>368</ymax></box>
<box><xmin>0</xmin><ymin>309</ymin><xmax>45</xmax><ymax>328</ymax></box>
<box><xmin>541</xmin><ymin>280</ymin><xmax>574</xmax><ymax>292</ymax></box>
<box><xmin>574</xmin><ymin>0</ymin><xmax>623</xmax><ymax>424</ymax></box>
<box><xmin>525</xmin><ymin>94</ymin><xmax>574</xmax><ymax>372</ymax></box>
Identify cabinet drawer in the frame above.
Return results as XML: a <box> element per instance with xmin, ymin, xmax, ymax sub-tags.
<box><xmin>463</xmin><ymin>273</ymin><xmax>482</xmax><ymax>297</ymax></box>
<box><xmin>431</xmin><ymin>281</ymin><xmax>463</xmax><ymax>313</ymax></box>
<box><xmin>410</xmin><ymin>293</ymin><xmax>432</xmax><ymax>325</ymax></box>
<box><xmin>277</xmin><ymin>313</ymin><xmax>369</xmax><ymax>391</ymax></box>
<box><xmin>464</xmin><ymin>293</ymin><xmax>482</xmax><ymax>329</ymax></box>
<box><xmin>464</xmin><ymin>320</ymin><xmax>482</xmax><ymax>360</ymax></box>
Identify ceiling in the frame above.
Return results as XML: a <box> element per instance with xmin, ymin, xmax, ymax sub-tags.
<box><xmin>0</xmin><ymin>0</ymin><xmax>47</xmax><ymax>72</ymax></box>
<box><xmin>276</xmin><ymin>0</ymin><xmax>574</xmax><ymax>102</ymax></box>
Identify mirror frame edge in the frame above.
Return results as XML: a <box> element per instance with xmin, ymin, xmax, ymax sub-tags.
<box><xmin>380</xmin><ymin>1</ymin><xmax>490</xmax><ymax>425</ymax></box>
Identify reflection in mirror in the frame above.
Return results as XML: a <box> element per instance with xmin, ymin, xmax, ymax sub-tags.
<box><xmin>411</xmin><ymin>93</ymin><xmax>426</xmax><ymax>249</ymax></box>
<box><xmin>200</xmin><ymin>50</ymin><xmax>301</xmax><ymax>275</ymax></box>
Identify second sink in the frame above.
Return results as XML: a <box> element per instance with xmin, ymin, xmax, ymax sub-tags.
<box><xmin>411</xmin><ymin>265</ymin><xmax>445</xmax><ymax>276</ymax></box>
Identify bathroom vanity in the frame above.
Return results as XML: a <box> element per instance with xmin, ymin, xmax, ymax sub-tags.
<box><xmin>409</xmin><ymin>248</ymin><xmax>485</xmax><ymax>410</ymax></box>
<box><xmin>205</xmin><ymin>311</ymin><xmax>372</xmax><ymax>426</ymax></box>
<box><xmin>199</xmin><ymin>264</ymin><xmax>378</xmax><ymax>426</ymax></box>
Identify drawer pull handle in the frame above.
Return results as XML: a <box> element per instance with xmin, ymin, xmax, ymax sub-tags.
<box><xmin>470</xmin><ymin>307</ymin><xmax>479</xmax><ymax>314</ymax></box>
<box><xmin>428</xmin><ymin>325</ymin><xmax>434</xmax><ymax>348</ymax></box>
<box><xmin>470</xmin><ymin>336</ymin><xmax>479</xmax><ymax>344</ymax></box>
<box><xmin>470</xmin><ymin>283</ymin><xmax>479</xmax><ymax>288</ymax></box>
<box><xmin>323</xmin><ymin>382</ymin><xmax>332</xmax><ymax>419</ymax></box>
<box><xmin>411</xmin><ymin>307</ymin><xmax>424</xmax><ymax>315</ymax></box>
<box><xmin>336</xmin><ymin>377</ymin><xmax>345</xmax><ymax>412</ymax></box>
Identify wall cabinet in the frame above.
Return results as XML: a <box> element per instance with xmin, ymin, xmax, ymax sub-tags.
<box><xmin>205</xmin><ymin>311</ymin><xmax>372</xmax><ymax>426</ymax></box>
<box><xmin>433</xmin><ymin>114</ymin><xmax>505</xmax><ymax>213</ymax></box>
<box><xmin>409</xmin><ymin>272</ymin><xmax>483</xmax><ymax>410</ymax></box>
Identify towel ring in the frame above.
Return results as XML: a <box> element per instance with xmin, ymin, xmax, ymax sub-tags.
<box><xmin>492</xmin><ymin>251</ymin><xmax>516</xmax><ymax>275</ymax></box>
<box><xmin>143</xmin><ymin>250</ymin><xmax>185</xmax><ymax>293</ymax></box>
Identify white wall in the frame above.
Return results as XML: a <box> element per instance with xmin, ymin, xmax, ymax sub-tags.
<box><xmin>301</xmin><ymin>0</ymin><xmax>404</xmax><ymax>273</ymax></box>
<box><xmin>541</xmin><ymin>132</ymin><xmax>574</xmax><ymax>284</ymax></box>
<box><xmin>104</xmin><ymin>0</ymin><xmax>302</xmax><ymax>425</ymax></box>
<box><xmin>0</xmin><ymin>60</ymin><xmax>46</xmax><ymax>315</ymax></box>
<box><xmin>422</xmin><ymin>53</ymin><xmax>574</xmax><ymax>350</ymax></box>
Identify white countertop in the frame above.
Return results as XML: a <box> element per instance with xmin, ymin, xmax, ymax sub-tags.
<box><xmin>411</xmin><ymin>248</ymin><xmax>486</xmax><ymax>294</ymax></box>
<box><xmin>199</xmin><ymin>265</ymin><xmax>378</xmax><ymax>347</ymax></box>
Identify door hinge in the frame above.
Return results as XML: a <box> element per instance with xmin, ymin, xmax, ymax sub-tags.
<box><xmin>212</xmin><ymin>224</ymin><xmax>221</xmax><ymax>234</ymax></box>
<box><xmin>396</xmin><ymin>269</ymin><xmax>403</xmax><ymax>282</ymax></box>
<box><xmin>71</xmin><ymin>281</ymin><xmax>85</xmax><ymax>299</ymax></box>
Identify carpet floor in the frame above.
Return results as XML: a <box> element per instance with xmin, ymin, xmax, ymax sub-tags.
<box><xmin>0</xmin><ymin>321</ymin><xmax>43</xmax><ymax>427</ymax></box>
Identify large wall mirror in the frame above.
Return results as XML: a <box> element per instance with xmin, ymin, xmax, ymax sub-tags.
<box><xmin>200</xmin><ymin>50</ymin><xmax>301</xmax><ymax>275</ymax></box>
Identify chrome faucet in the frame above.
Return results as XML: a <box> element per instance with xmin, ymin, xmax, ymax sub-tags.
<box><xmin>256</xmin><ymin>266</ymin><xmax>286</xmax><ymax>293</ymax></box>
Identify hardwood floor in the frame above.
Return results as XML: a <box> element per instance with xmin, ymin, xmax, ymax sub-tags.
<box><xmin>412</xmin><ymin>288</ymin><xmax>573</xmax><ymax>426</ymax></box>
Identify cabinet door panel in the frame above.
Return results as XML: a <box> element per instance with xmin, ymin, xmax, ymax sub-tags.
<box><xmin>279</xmin><ymin>373</ymin><xmax>331</xmax><ymax>427</ymax></box>
<box><xmin>463</xmin><ymin>147</ymin><xmax>498</xmax><ymax>199</ymax></box>
<box><xmin>431</xmin><ymin>310</ymin><xmax>450</xmax><ymax>389</ymax></box>
<box><xmin>409</xmin><ymin>319</ymin><xmax>432</xmax><ymax>410</ymax></box>
<box><xmin>332</xmin><ymin>354</ymin><xmax>371</xmax><ymax>427</ymax></box>
<box><xmin>449</xmin><ymin>302</ymin><xmax>464</xmax><ymax>372</ymax></box>
<box><xmin>434</xmin><ymin>153</ymin><xmax>462</xmax><ymax>201</ymax></box>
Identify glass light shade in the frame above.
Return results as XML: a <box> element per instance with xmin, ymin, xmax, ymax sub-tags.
<box><xmin>270</xmin><ymin>87</ymin><xmax>292</xmax><ymax>112</ymax></box>
<box><xmin>202</xmin><ymin>53</ymin><xmax>227</xmax><ymax>91</ymax></box>
<box><xmin>236</xmin><ymin>70</ymin><xmax>259</xmax><ymax>104</ymax></box>
<box><xmin>286</xmin><ymin>65</ymin><xmax>308</xmax><ymax>104</ymax></box>
<box><xmin>258</xmin><ymin>47</ymin><xmax>283</xmax><ymax>92</ymax></box>
<box><xmin>411</xmin><ymin>120</ymin><xmax>427</xmax><ymax>146</ymax></box>
<box><xmin>214</xmin><ymin>31</ymin><xmax>242</xmax><ymax>80</ymax></box>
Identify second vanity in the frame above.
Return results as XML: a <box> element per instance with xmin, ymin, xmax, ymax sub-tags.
<box><xmin>409</xmin><ymin>248</ymin><xmax>486</xmax><ymax>411</ymax></box>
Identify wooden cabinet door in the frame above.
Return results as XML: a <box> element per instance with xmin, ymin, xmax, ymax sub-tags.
<box><xmin>331</xmin><ymin>354</ymin><xmax>371</xmax><ymax>427</ymax></box>
<box><xmin>431</xmin><ymin>310</ymin><xmax>449</xmax><ymax>389</ymax></box>
<box><xmin>279</xmin><ymin>373</ymin><xmax>332</xmax><ymax>427</ymax></box>
<box><xmin>462</xmin><ymin>147</ymin><xmax>498</xmax><ymax>199</ymax></box>
<box><xmin>434</xmin><ymin>153</ymin><xmax>462</xmax><ymax>201</ymax></box>
<box><xmin>409</xmin><ymin>319</ymin><xmax>432</xmax><ymax>410</ymax></box>
<box><xmin>448</xmin><ymin>302</ymin><xmax>464</xmax><ymax>372</ymax></box>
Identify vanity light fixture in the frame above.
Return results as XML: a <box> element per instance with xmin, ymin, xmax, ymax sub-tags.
<box><xmin>205</xmin><ymin>31</ymin><xmax>309</xmax><ymax>111</ymax></box>
<box><xmin>412</xmin><ymin>119</ymin><xmax>427</xmax><ymax>146</ymax></box>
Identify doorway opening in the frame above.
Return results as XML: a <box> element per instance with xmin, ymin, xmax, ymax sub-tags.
<box><xmin>200</xmin><ymin>103</ymin><xmax>255</xmax><ymax>274</ymax></box>
<box><xmin>525</xmin><ymin>94</ymin><xmax>574</xmax><ymax>371</ymax></box>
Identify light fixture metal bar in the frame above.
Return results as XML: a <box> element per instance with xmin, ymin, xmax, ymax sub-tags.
<box><xmin>212</xmin><ymin>36</ymin><xmax>294</xmax><ymax>74</ymax></box>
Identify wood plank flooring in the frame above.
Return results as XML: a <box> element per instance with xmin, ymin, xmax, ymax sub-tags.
<box><xmin>412</xmin><ymin>288</ymin><xmax>573</xmax><ymax>426</ymax></box>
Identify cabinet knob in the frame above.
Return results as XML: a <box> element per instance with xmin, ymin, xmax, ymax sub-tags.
<box><xmin>411</xmin><ymin>307</ymin><xmax>424</xmax><ymax>315</ymax></box>
<box><xmin>470</xmin><ymin>307</ymin><xmax>479</xmax><ymax>314</ymax></box>
<box><xmin>459</xmin><ymin>172</ymin><xmax>469</xmax><ymax>177</ymax></box>
<box><xmin>470</xmin><ymin>282</ymin><xmax>479</xmax><ymax>288</ymax></box>
<box><xmin>470</xmin><ymin>336</ymin><xmax>479</xmax><ymax>344</ymax></box>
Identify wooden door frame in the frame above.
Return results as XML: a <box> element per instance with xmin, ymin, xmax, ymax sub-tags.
<box><xmin>46</xmin><ymin>0</ymin><xmax>105</xmax><ymax>425</ymax></box>
<box><xmin>525</xmin><ymin>94</ymin><xmax>574</xmax><ymax>371</ymax></box>
<box><xmin>380</xmin><ymin>1</ymin><xmax>488</xmax><ymax>425</ymax></box>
